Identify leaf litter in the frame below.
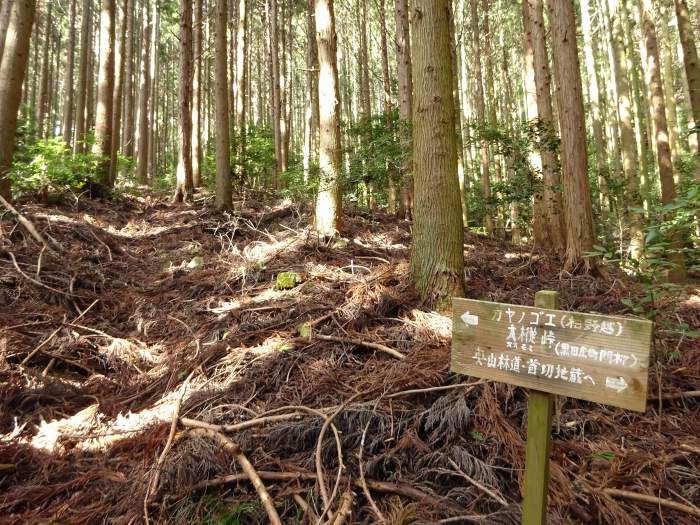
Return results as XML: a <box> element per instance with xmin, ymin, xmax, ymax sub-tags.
<box><xmin>0</xmin><ymin>190</ymin><xmax>698</xmax><ymax>524</ymax></box>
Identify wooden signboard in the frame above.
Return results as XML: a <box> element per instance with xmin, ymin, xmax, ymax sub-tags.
<box><xmin>451</xmin><ymin>297</ymin><xmax>653</xmax><ymax>412</ymax></box>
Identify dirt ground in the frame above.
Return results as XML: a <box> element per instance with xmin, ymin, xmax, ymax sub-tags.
<box><xmin>1</xmin><ymin>190</ymin><xmax>699</xmax><ymax>524</ymax></box>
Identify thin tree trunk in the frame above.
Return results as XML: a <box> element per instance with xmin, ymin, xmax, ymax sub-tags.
<box><xmin>215</xmin><ymin>0</ymin><xmax>231</xmax><ymax>208</ymax></box>
<box><xmin>174</xmin><ymin>0</ymin><xmax>194</xmax><ymax>202</ymax></box>
<box><xmin>122</xmin><ymin>0</ymin><xmax>136</xmax><ymax>156</ymax></box>
<box><xmin>527</xmin><ymin>0</ymin><xmax>565</xmax><ymax>254</ymax></box>
<box><xmin>74</xmin><ymin>0</ymin><xmax>91</xmax><ymax>154</ymax></box>
<box><xmin>35</xmin><ymin>1</ymin><xmax>52</xmax><ymax>138</ymax></box>
<box><xmin>233</xmin><ymin>0</ymin><xmax>247</xmax><ymax>184</ymax></box>
<box><xmin>0</xmin><ymin>0</ymin><xmax>14</xmax><ymax>63</ymax></box>
<box><xmin>0</xmin><ymin>0</ymin><xmax>36</xmax><ymax>200</ymax></box>
<box><xmin>314</xmin><ymin>0</ymin><xmax>343</xmax><ymax>236</ymax></box>
<box><xmin>471</xmin><ymin>0</ymin><xmax>492</xmax><ymax>236</ymax></box>
<box><xmin>135</xmin><ymin>0</ymin><xmax>151</xmax><ymax>183</ymax></box>
<box><xmin>303</xmin><ymin>0</ymin><xmax>319</xmax><ymax>184</ymax></box>
<box><xmin>62</xmin><ymin>0</ymin><xmax>77</xmax><ymax>146</ymax></box>
<box><xmin>395</xmin><ymin>0</ymin><xmax>412</xmax><ymax>219</ymax></box>
<box><xmin>109</xmin><ymin>0</ymin><xmax>128</xmax><ymax>185</ymax></box>
<box><xmin>379</xmin><ymin>0</ymin><xmax>396</xmax><ymax>213</ymax></box>
<box><xmin>410</xmin><ymin>0</ymin><xmax>464</xmax><ymax>307</ymax></box>
<box><xmin>191</xmin><ymin>0</ymin><xmax>203</xmax><ymax>187</ymax></box>
<box><xmin>92</xmin><ymin>0</ymin><xmax>116</xmax><ymax>185</ymax></box>
<box><xmin>547</xmin><ymin>0</ymin><xmax>597</xmax><ymax>272</ymax></box>
<box><xmin>270</xmin><ymin>0</ymin><xmax>282</xmax><ymax>183</ymax></box>
<box><xmin>641</xmin><ymin>0</ymin><xmax>686</xmax><ymax>282</ymax></box>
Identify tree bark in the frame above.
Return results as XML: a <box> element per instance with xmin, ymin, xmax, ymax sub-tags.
<box><xmin>62</xmin><ymin>0</ymin><xmax>77</xmax><ymax>146</ymax></box>
<box><xmin>135</xmin><ymin>0</ymin><xmax>151</xmax><ymax>183</ymax></box>
<box><xmin>109</xmin><ymin>0</ymin><xmax>128</xmax><ymax>185</ymax></box>
<box><xmin>233</xmin><ymin>0</ymin><xmax>247</xmax><ymax>184</ymax></box>
<box><xmin>314</xmin><ymin>0</ymin><xmax>343</xmax><ymax>236</ymax></box>
<box><xmin>35</xmin><ymin>1</ymin><xmax>52</xmax><ymax>138</ymax></box>
<box><xmin>395</xmin><ymin>0</ymin><xmax>412</xmax><ymax>220</ymax></box>
<box><xmin>121</xmin><ymin>0</ymin><xmax>136</xmax><ymax>156</ymax></box>
<box><xmin>73</xmin><ymin>0</ymin><xmax>91</xmax><ymax>155</ymax></box>
<box><xmin>174</xmin><ymin>0</ymin><xmax>194</xmax><ymax>202</ymax></box>
<box><xmin>410</xmin><ymin>0</ymin><xmax>465</xmax><ymax>307</ymax></box>
<box><xmin>214</xmin><ymin>0</ymin><xmax>232</xmax><ymax>209</ymax></box>
<box><xmin>0</xmin><ymin>0</ymin><xmax>36</xmax><ymax>200</ymax></box>
<box><xmin>270</xmin><ymin>0</ymin><xmax>282</xmax><ymax>183</ymax></box>
<box><xmin>191</xmin><ymin>0</ymin><xmax>203</xmax><ymax>187</ymax></box>
<box><xmin>527</xmin><ymin>0</ymin><xmax>565</xmax><ymax>254</ymax></box>
<box><xmin>92</xmin><ymin>0</ymin><xmax>116</xmax><ymax>185</ymax></box>
<box><xmin>0</xmin><ymin>0</ymin><xmax>14</xmax><ymax>63</ymax></box>
<box><xmin>470</xmin><ymin>0</ymin><xmax>493</xmax><ymax>236</ymax></box>
<box><xmin>547</xmin><ymin>0</ymin><xmax>597</xmax><ymax>272</ymax></box>
<box><xmin>641</xmin><ymin>0</ymin><xmax>687</xmax><ymax>282</ymax></box>
<box><xmin>303</xmin><ymin>0</ymin><xmax>319</xmax><ymax>184</ymax></box>
<box><xmin>674</xmin><ymin>0</ymin><xmax>700</xmax><ymax>149</ymax></box>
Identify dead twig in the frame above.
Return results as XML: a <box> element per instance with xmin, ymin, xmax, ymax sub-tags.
<box><xmin>326</xmin><ymin>490</ymin><xmax>354</xmax><ymax>525</ymax></box>
<box><xmin>8</xmin><ymin>251</ymin><xmax>74</xmax><ymax>296</ymax></box>
<box><xmin>311</xmin><ymin>333</ymin><xmax>405</xmax><ymax>360</ymax></box>
<box><xmin>649</xmin><ymin>390</ymin><xmax>700</xmax><ymax>401</ymax></box>
<box><xmin>21</xmin><ymin>299</ymin><xmax>99</xmax><ymax>366</ymax></box>
<box><xmin>0</xmin><ymin>193</ymin><xmax>59</xmax><ymax>252</ymax></box>
<box><xmin>187</xmin><ymin>428</ymin><xmax>283</xmax><ymax>525</ymax></box>
<box><xmin>602</xmin><ymin>488</ymin><xmax>700</xmax><ymax>519</ymax></box>
<box><xmin>180</xmin><ymin>412</ymin><xmax>305</xmax><ymax>433</ymax></box>
<box><xmin>447</xmin><ymin>458</ymin><xmax>507</xmax><ymax>506</ymax></box>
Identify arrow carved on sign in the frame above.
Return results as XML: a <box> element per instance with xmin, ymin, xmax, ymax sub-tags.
<box><xmin>461</xmin><ymin>311</ymin><xmax>479</xmax><ymax>326</ymax></box>
<box><xmin>605</xmin><ymin>376</ymin><xmax>628</xmax><ymax>393</ymax></box>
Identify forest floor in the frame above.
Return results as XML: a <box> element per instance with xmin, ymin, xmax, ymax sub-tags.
<box><xmin>0</xmin><ymin>189</ymin><xmax>699</xmax><ymax>525</ymax></box>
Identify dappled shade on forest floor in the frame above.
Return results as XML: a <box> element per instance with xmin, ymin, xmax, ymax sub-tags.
<box><xmin>1</xmin><ymin>191</ymin><xmax>699</xmax><ymax>524</ymax></box>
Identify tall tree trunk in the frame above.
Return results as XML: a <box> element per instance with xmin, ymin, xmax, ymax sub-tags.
<box><xmin>470</xmin><ymin>0</ymin><xmax>493</xmax><ymax>236</ymax></box>
<box><xmin>214</xmin><ymin>0</ymin><xmax>231</xmax><ymax>208</ymax></box>
<box><xmin>174</xmin><ymin>0</ymin><xmax>194</xmax><ymax>202</ymax></box>
<box><xmin>191</xmin><ymin>0</ymin><xmax>202</xmax><ymax>187</ymax></box>
<box><xmin>395</xmin><ymin>0</ymin><xmax>412</xmax><ymax>219</ymax></box>
<box><xmin>410</xmin><ymin>0</ymin><xmax>464</xmax><ymax>307</ymax></box>
<box><xmin>580</xmin><ymin>0</ymin><xmax>609</xmax><ymax>219</ymax></box>
<box><xmin>606</xmin><ymin>0</ymin><xmax>644</xmax><ymax>259</ymax></box>
<box><xmin>448</xmin><ymin>1</ymin><xmax>468</xmax><ymax>227</ymax></box>
<box><xmin>527</xmin><ymin>0</ymin><xmax>565</xmax><ymax>254</ymax></box>
<box><xmin>674</xmin><ymin>0</ymin><xmax>700</xmax><ymax>150</ymax></box>
<box><xmin>270</xmin><ymin>0</ymin><xmax>282</xmax><ymax>183</ymax></box>
<box><xmin>314</xmin><ymin>0</ymin><xmax>343</xmax><ymax>236</ymax></box>
<box><xmin>35</xmin><ymin>1</ymin><xmax>52</xmax><ymax>138</ymax></box>
<box><xmin>122</xmin><ymin>0</ymin><xmax>136</xmax><ymax>156</ymax></box>
<box><xmin>547</xmin><ymin>0</ymin><xmax>597</xmax><ymax>272</ymax></box>
<box><xmin>641</xmin><ymin>0</ymin><xmax>687</xmax><ymax>281</ymax></box>
<box><xmin>303</xmin><ymin>0</ymin><xmax>319</xmax><ymax>184</ymax></box>
<box><xmin>92</xmin><ymin>0</ymin><xmax>116</xmax><ymax>185</ymax></box>
<box><xmin>62</xmin><ymin>0</ymin><xmax>77</xmax><ymax>146</ymax></box>
<box><xmin>233</xmin><ymin>0</ymin><xmax>247</xmax><ymax>184</ymax></box>
<box><xmin>109</xmin><ymin>0</ymin><xmax>127</xmax><ymax>185</ymax></box>
<box><xmin>135</xmin><ymin>0</ymin><xmax>151</xmax><ymax>183</ymax></box>
<box><xmin>378</xmin><ymin>0</ymin><xmax>396</xmax><ymax>212</ymax></box>
<box><xmin>0</xmin><ymin>0</ymin><xmax>14</xmax><ymax>63</ymax></box>
<box><xmin>74</xmin><ymin>0</ymin><xmax>91</xmax><ymax>154</ymax></box>
<box><xmin>0</xmin><ymin>0</ymin><xmax>36</xmax><ymax>200</ymax></box>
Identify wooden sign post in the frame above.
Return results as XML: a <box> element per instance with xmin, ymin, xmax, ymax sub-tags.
<box><xmin>451</xmin><ymin>291</ymin><xmax>653</xmax><ymax>525</ymax></box>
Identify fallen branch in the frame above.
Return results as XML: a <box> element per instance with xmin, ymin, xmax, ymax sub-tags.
<box><xmin>8</xmin><ymin>251</ymin><xmax>74</xmax><ymax>296</ymax></box>
<box><xmin>0</xmin><ymin>193</ymin><xmax>59</xmax><ymax>252</ymax></box>
<box><xmin>327</xmin><ymin>490</ymin><xmax>354</xmax><ymax>525</ymax></box>
<box><xmin>649</xmin><ymin>390</ymin><xmax>700</xmax><ymax>401</ymax></box>
<box><xmin>602</xmin><ymin>488</ymin><xmax>700</xmax><ymax>519</ymax></box>
<box><xmin>176</xmin><ymin>470</ymin><xmax>451</xmax><ymax>510</ymax></box>
<box><xmin>21</xmin><ymin>299</ymin><xmax>99</xmax><ymax>366</ymax></box>
<box><xmin>311</xmin><ymin>333</ymin><xmax>405</xmax><ymax>360</ymax></box>
<box><xmin>447</xmin><ymin>458</ymin><xmax>507</xmax><ymax>506</ymax></box>
<box><xmin>293</xmin><ymin>493</ymin><xmax>319</xmax><ymax>523</ymax></box>
<box><xmin>180</xmin><ymin>412</ymin><xmax>305</xmax><ymax>433</ymax></box>
<box><xmin>187</xmin><ymin>428</ymin><xmax>283</xmax><ymax>525</ymax></box>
